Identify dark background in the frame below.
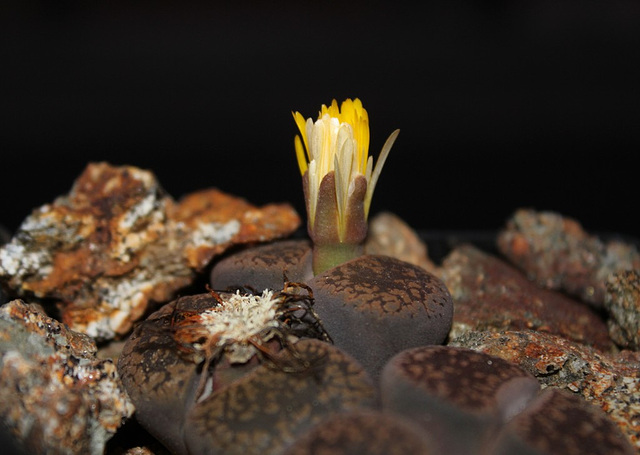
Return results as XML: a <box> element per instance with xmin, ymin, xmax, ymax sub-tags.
<box><xmin>1</xmin><ymin>1</ymin><xmax>639</xmax><ymax>238</ymax></box>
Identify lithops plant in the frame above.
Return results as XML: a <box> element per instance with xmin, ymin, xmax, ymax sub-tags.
<box><xmin>212</xmin><ymin>247</ymin><xmax>453</xmax><ymax>383</ymax></box>
<box><xmin>211</xmin><ymin>239</ymin><xmax>313</xmax><ymax>293</ymax></box>
<box><xmin>212</xmin><ymin>98</ymin><xmax>399</xmax><ymax>289</ymax></box>
<box><xmin>380</xmin><ymin>345</ymin><xmax>636</xmax><ymax>455</ymax></box>
<box><xmin>308</xmin><ymin>254</ymin><xmax>453</xmax><ymax>381</ymax></box>
<box><xmin>283</xmin><ymin>409</ymin><xmax>437</xmax><ymax>455</ymax></box>
<box><xmin>380</xmin><ymin>346</ymin><xmax>540</xmax><ymax>455</ymax></box>
<box><xmin>491</xmin><ymin>388</ymin><xmax>635</xmax><ymax>455</ymax></box>
<box><xmin>118</xmin><ymin>283</ymin><xmax>376</xmax><ymax>455</ymax></box>
<box><xmin>183</xmin><ymin>339</ymin><xmax>376</xmax><ymax>455</ymax></box>
<box><xmin>292</xmin><ymin>98</ymin><xmax>399</xmax><ymax>275</ymax></box>
<box><xmin>211</xmin><ymin>99</ymin><xmax>453</xmax><ymax>382</ymax></box>
<box><xmin>122</xmin><ymin>99</ymin><xmax>455</xmax><ymax>453</ymax></box>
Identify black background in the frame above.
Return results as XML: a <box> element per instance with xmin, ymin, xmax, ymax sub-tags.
<box><xmin>2</xmin><ymin>1</ymin><xmax>639</xmax><ymax>238</ymax></box>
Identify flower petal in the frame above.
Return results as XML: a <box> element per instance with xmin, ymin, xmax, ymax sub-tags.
<box><xmin>365</xmin><ymin>129</ymin><xmax>400</xmax><ymax>218</ymax></box>
<box><xmin>334</xmin><ymin>125</ymin><xmax>355</xmax><ymax>240</ymax></box>
<box><xmin>294</xmin><ymin>135</ymin><xmax>308</xmax><ymax>176</ymax></box>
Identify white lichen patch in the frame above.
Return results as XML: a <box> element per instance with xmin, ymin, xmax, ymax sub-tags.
<box><xmin>80</xmin><ymin>272</ymin><xmax>160</xmax><ymax>340</ymax></box>
<box><xmin>117</xmin><ymin>191</ymin><xmax>165</xmax><ymax>232</ymax></box>
<box><xmin>0</xmin><ymin>208</ymin><xmax>79</xmax><ymax>281</ymax></box>
<box><xmin>194</xmin><ymin>290</ymin><xmax>282</xmax><ymax>363</ymax></box>
<box><xmin>188</xmin><ymin>220</ymin><xmax>241</xmax><ymax>248</ymax></box>
<box><xmin>0</xmin><ymin>241</ymin><xmax>52</xmax><ymax>279</ymax></box>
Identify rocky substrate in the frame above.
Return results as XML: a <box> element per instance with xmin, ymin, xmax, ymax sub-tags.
<box><xmin>0</xmin><ymin>162</ymin><xmax>299</xmax><ymax>341</ymax></box>
<box><xmin>1</xmin><ymin>164</ymin><xmax>639</xmax><ymax>454</ymax></box>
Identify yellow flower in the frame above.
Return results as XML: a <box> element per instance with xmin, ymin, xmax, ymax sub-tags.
<box><xmin>293</xmin><ymin>98</ymin><xmax>399</xmax><ymax>242</ymax></box>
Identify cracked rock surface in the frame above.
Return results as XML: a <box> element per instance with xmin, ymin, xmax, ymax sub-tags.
<box><xmin>497</xmin><ymin>209</ymin><xmax>640</xmax><ymax>307</ymax></box>
<box><xmin>440</xmin><ymin>244</ymin><xmax>613</xmax><ymax>351</ymax></box>
<box><xmin>605</xmin><ymin>270</ymin><xmax>640</xmax><ymax>350</ymax></box>
<box><xmin>0</xmin><ymin>162</ymin><xmax>299</xmax><ymax>340</ymax></box>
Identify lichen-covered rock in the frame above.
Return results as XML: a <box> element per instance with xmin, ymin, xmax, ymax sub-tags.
<box><xmin>605</xmin><ymin>270</ymin><xmax>640</xmax><ymax>350</ymax></box>
<box><xmin>440</xmin><ymin>244</ymin><xmax>613</xmax><ymax>351</ymax></box>
<box><xmin>381</xmin><ymin>346</ymin><xmax>540</xmax><ymax>455</ymax></box>
<box><xmin>497</xmin><ymin>209</ymin><xmax>640</xmax><ymax>307</ymax></box>
<box><xmin>308</xmin><ymin>254</ymin><xmax>453</xmax><ymax>381</ymax></box>
<box><xmin>0</xmin><ymin>162</ymin><xmax>300</xmax><ymax>340</ymax></box>
<box><xmin>450</xmin><ymin>330</ymin><xmax>640</xmax><ymax>450</ymax></box>
<box><xmin>0</xmin><ymin>299</ymin><xmax>134</xmax><ymax>454</ymax></box>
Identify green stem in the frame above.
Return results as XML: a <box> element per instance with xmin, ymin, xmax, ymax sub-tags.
<box><xmin>312</xmin><ymin>243</ymin><xmax>363</xmax><ymax>275</ymax></box>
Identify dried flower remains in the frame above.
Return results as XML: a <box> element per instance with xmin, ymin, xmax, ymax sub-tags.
<box><xmin>169</xmin><ymin>282</ymin><xmax>332</xmax><ymax>369</ymax></box>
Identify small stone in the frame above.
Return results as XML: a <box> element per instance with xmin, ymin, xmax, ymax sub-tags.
<box><xmin>0</xmin><ymin>299</ymin><xmax>134</xmax><ymax>454</ymax></box>
<box><xmin>497</xmin><ymin>209</ymin><xmax>640</xmax><ymax>307</ymax></box>
<box><xmin>364</xmin><ymin>211</ymin><xmax>437</xmax><ymax>273</ymax></box>
<box><xmin>283</xmin><ymin>410</ymin><xmax>436</xmax><ymax>455</ymax></box>
<box><xmin>492</xmin><ymin>388</ymin><xmax>635</xmax><ymax>455</ymax></box>
<box><xmin>605</xmin><ymin>270</ymin><xmax>640</xmax><ymax>349</ymax></box>
<box><xmin>211</xmin><ymin>239</ymin><xmax>313</xmax><ymax>292</ymax></box>
<box><xmin>450</xmin><ymin>329</ymin><xmax>640</xmax><ymax>450</ymax></box>
<box><xmin>0</xmin><ymin>162</ymin><xmax>300</xmax><ymax>340</ymax></box>
<box><xmin>380</xmin><ymin>345</ymin><xmax>540</xmax><ymax>455</ymax></box>
<box><xmin>308</xmin><ymin>254</ymin><xmax>453</xmax><ymax>381</ymax></box>
<box><xmin>440</xmin><ymin>244</ymin><xmax>613</xmax><ymax>351</ymax></box>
